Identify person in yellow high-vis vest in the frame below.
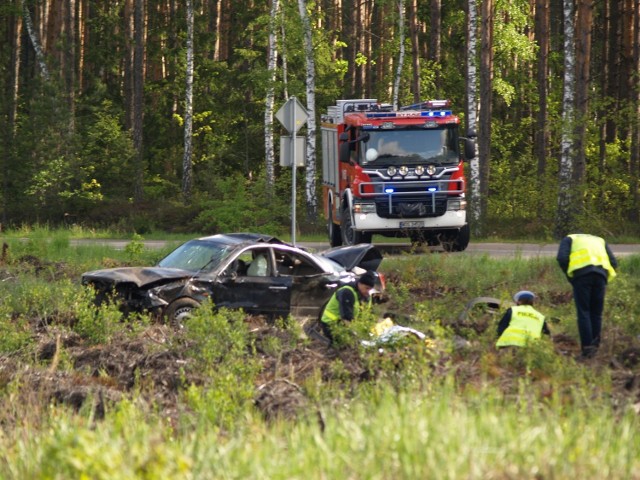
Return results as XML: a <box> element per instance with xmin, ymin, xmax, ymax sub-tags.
<box><xmin>320</xmin><ymin>270</ymin><xmax>377</xmax><ymax>345</ymax></box>
<box><xmin>557</xmin><ymin>233</ymin><xmax>618</xmax><ymax>359</ymax></box>
<box><xmin>496</xmin><ymin>290</ymin><xmax>549</xmax><ymax>348</ymax></box>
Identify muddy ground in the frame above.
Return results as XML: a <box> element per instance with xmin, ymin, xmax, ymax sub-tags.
<box><xmin>2</xmin><ymin>254</ymin><xmax>640</xmax><ymax>425</ymax></box>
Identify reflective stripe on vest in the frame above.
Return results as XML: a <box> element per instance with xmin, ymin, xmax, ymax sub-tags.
<box><xmin>496</xmin><ymin>305</ymin><xmax>546</xmax><ymax>348</ymax></box>
<box><xmin>567</xmin><ymin>234</ymin><xmax>616</xmax><ymax>280</ymax></box>
<box><xmin>321</xmin><ymin>286</ymin><xmax>358</xmax><ymax>324</ymax></box>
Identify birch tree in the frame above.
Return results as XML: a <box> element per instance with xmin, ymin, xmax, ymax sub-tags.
<box><xmin>392</xmin><ymin>0</ymin><xmax>405</xmax><ymax>109</ymax></box>
<box><xmin>182</xmin><ymin>0</ymin><xmax>194</xmax><ymax>201</ymax></box>
<box><xmin>297</xmin><ymin>0</ymin><xmax>317</xmax><ymax>221</ymax></box>
<box><xmin>21</xmin><ymin>0</ymin><xmax>49</xmax><ymax>81</ymax></box>
<box><xmin>264</xmin><ymin>0</ymin><xmax>280</xmax><ymax>191</ymax></box>
<box><xmin>555</xmin><ymin>0</ymin><xmax>576</xmax><ymax>237</ymax></box>
<box><xmin>467</xmin><ymin>0</ymin><xmax>481</xmax><ymax>236</ymax></box>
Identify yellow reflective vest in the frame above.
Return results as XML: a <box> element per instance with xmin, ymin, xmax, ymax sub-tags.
<box><xmin>321</xmin><ymin>285</ymin><xmax>370</xmax><ymax>324</ymax></box>
<box><xmin>496</xmin><ymin>305</ymin><xmax>546</xmax><ymax>348</ymax></box>
<box><xmin>567</xmin><ymin>234</ymin><xmax>616</xmax><ymax>280</ymax></box>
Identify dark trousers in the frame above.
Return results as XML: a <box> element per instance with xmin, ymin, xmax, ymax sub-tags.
<box><xmin>320</xmin><ymin>321</ymin><xmax>334</xmax><ymax>344</ymax></box>
<box><xmin>571</xmin><ymin>273</ymin><xmax>607</xmax><ymax>355</ymax></box>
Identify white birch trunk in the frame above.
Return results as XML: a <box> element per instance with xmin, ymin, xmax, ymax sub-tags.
<box><xmin>182</xmin><ymin>0</ymin><xmax>194</xmax><ymax>201</ymax></box>
<box><xmin>467</xmin><ymin>0</ymin><xmax>481</xmax><ymax>236</ymax></box>
<box><xmin>281</xmin><ymin>21</ymin><xmax>289</xmax><ymax>100</ymax></box>
<box><xmin>392</xmin><ymin>0</ymin><xmax>405</xmax><ymax>109</ymax></box>
<box><xmin>298</xmin><ymin>0</ymin><xmax>317</xmax><ymax>220</ymax></box>
<box><xmin>21</xmin><ymin>0</ymin><xmax>50</xmax><ymax>80</ymax></box>
<box><xmin>264</xmin><ymin>0</ymin><xmax>280</xmax><ymax>190</ymax></box>
<box><xmin>556</xmin><ymin>0</ymin><xmax>575</xmax><ymax>236</ymax></box>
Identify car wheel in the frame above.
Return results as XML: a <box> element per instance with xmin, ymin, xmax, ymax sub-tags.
<box><xmin>441</xmin><ymin>224</ymin><xmax>470</xmax><ymax>252</ymax></box>
<box><xmin>164</xmin><ymin>297</ymin><xmax>200</xmax><ymax>327</ymax></box>
<box><xmin>341</xmin><ymin>207</ymin><xmax>372</xmax><ymax>246</ymax></box>
<box><xmin>328</xmin><ymin>205</ymin><xmax>342</xmax><ymax>247</ymax></box>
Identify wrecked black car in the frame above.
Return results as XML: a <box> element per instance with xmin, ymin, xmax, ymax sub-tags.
<box><xmin>81</xmin><ymin>233</ymin><xmax>384</xmax><ymax>323</ymax></box>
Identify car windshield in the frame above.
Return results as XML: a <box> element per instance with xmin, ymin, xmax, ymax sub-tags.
<box><xmin>157</xmin><ymin>240</ymin><xmax>234</xmax><ymax>271</ymax></box>
<box><xmin>361</xmin><ymin>127</ymin><xmax>459</xmax><ymax>166</ymax></box>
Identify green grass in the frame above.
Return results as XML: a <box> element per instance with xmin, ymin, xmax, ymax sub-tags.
<box><xmin>0</xmin><ymin>230</ymin><xmax>639</xmax><ymax>478</ymax></box>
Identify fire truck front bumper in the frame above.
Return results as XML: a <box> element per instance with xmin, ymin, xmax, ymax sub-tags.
<box><xmin>350</xmin><ymin>209</ymin><xmax>467</xmax><ymax>232</ymax></box>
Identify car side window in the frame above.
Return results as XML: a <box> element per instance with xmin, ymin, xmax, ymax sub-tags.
<box><xmin>245</xmin><ymin>248</ymin><xmax>271</xmax><ymax>277</ymax></box>
<box><xmin>275</xmin><ymin>251</ymin><xmax>321</xmax><ymax>276</ymax></box>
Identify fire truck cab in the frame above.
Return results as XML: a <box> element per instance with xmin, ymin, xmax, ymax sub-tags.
<box><xmin>322</xmin><ymin>99</ymin><xmax>475</xmax><ymax>250</ymax></box>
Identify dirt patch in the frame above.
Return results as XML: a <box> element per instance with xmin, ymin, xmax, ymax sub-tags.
<box><xmin>1</xmin><ymin>252</ymin><xmax>640</xmax><ymax>422</ymax></box>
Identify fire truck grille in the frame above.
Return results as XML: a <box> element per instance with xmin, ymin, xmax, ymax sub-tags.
<box><xmin>374</xmin><ymin>196</ymin><xmax>448</xmax><ymax>218</ymax></box>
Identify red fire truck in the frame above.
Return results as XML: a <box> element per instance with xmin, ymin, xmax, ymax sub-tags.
<box><xmin>321</xmin><ymin>99</ymin><xmax>475</xmax><ymax>250</ymax></box>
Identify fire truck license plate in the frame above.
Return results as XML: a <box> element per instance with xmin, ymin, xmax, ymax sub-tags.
<box><xmin>400</xmin><ymin>221</ymin><xmax>424</xmax><ymax>229</ymax></box>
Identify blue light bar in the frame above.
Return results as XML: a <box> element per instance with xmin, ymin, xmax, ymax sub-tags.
<box><xmin>427</xmin><ymin>187</ymin><xmax>438</xmax><ymax>192</ymax></box>
<box><xmin>420</xmin><ymin>110</ymin><xmax>452</xmax><ymax>117</ymax></box>
<box><xmin>365</xmin><ymin>110</ymin><xmax>452</xmax><ymax>119</ymax></box>
<box><xmin>385</xmin><ymin>188</ymin><xmax>395</xmax><ymax>194</ymax></box>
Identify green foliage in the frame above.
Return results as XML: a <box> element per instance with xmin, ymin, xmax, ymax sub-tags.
<box><xmin>124</xmin><ymin>233</ymin><xmax>145</xmax><ymax>261</ymax></box>
<box><xmin>180</xmin><ymin>303</ymin><xmax>260</xmax><ymax>430</ymax></box>
<box><xmin>74</xmin><ymin>287</ymin><xmax>122</xmax><ymax>344</ymax></box>
<box><xmin>20</xmin><ymin>400</ymin><xmax>191</xmax><ymax>479</ymax></box>
<box><xmin>192</xmin><ymin>172</ymin><xmax>289</xmax><ymax>234</ymax></box>
<box><xmin>0</xmin><ymin>308</ymin><xmax>31</xmax><ymax>354</ymax></box>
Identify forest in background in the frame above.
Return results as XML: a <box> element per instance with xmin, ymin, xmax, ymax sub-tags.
<box><xmin>1</xmin><ymin>0</ymin><xmax>639</xmax><ymax>238</ymax></box>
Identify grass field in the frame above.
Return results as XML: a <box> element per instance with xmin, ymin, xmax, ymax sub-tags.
<box><xmin>0</xmin><ymin>228</ymin><xmax>639</xmax><ymax>479</ymax></box>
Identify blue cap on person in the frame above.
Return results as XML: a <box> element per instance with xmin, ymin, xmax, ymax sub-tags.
<box><xmin>513</xmin><ymin>290</ymin><xmax>535</xmax><ymax>303</ymax></box>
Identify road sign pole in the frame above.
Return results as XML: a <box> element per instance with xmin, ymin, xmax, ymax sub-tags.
<box><xmin>291</xmin><ymin>97</ymin><xmax>297</xmax><ymax>245</ymax></box>
<box><xmin>275</xmin><ymin>96</ymin><xmax>309</xmax><ymax>247</ymax></box>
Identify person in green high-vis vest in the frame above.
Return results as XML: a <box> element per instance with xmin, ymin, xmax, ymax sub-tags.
<box><xmin>496</xmin><ymin>290</ymin><xmax>550</xmax><ymax>348</ymax></box>
<box><xmin>557</xmin><ymin>233</ymin><xmax>618</xmax><ymax>359</ymax></box>
<box><xmin>321</xmin><ymin>271</ymin><xmax>378</xmax><ymax>345</ymax></box>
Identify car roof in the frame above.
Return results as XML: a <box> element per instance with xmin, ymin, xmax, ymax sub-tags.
<box><xmin>196</xmin><ymin>233</ymin><xmax>288</xmax><ymax>246</ymax></box>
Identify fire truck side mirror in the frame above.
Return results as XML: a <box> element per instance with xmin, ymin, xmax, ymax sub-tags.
<box><xmin>339</xmin><ymin>141</ymin><xmax>351</xmax><ymax>164</ymax></box>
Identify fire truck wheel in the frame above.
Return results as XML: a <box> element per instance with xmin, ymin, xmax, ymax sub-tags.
<box><xmin>341</xmin><ymin>208</ymin><xmax>372</xmax><ymax>245</ymax></box>
<box><xmin>328</xmin><ymin>207</ymin><xmax>342</xmax><ymax>247</ymax></box>
<box><xmin>441</xmin><ymin>224</ymin><xmax>470</xmax><ymax>252</ymax></box>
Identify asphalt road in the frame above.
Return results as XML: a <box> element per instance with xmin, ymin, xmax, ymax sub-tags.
<box><xmin>69</xmin><ymin>238</ymin><xmax>640</xmax><ymax>258</ymax></box>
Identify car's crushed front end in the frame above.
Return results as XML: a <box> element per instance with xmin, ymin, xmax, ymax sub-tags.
<box><xmin>81</xmin><ymin>267</ymin><xmax>195</xmax><ymax>316</ymax></box>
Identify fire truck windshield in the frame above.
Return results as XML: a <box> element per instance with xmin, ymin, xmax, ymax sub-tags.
<box><xmin>361</xmin><ymin>127</ymin><xmax>459</xmax><ymax>166</ymax></box>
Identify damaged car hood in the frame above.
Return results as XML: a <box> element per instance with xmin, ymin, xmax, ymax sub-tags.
<box><xmin>319</xmin><ymin>244</ymin><xmax>383</xmax><ymax>271</ymax></box>
<box><xmin>82</xmin><ymin>267</ymin><xmax>194</xmax><ymax>288</ymax></box>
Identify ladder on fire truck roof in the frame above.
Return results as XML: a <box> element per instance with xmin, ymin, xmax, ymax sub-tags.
<box><xmin>323</xmin><ymin>99</ymin><xmax>453</xmax><ymax>124</ymax></box>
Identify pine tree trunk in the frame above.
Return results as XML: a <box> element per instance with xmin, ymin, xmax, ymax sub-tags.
<box><xmin>65</xmin><ymin>0</ymin><xmax>76</xmax><ymax>133</ymax></box>
<box><xmin>534</xmin><ymin>0</ymin><xmax>549</xmax><ymax>195</ymax></box>
<box><xmin>392</xmin><ymin>0</ymin><xmax>405</xmax><ymax>110</ymax></box>
<box><xmin>409</xmin><ymin>0</ymin><xmax>420</xmax><ymax>102</ymax></box>
<box><xmin>133</xmin><ymin>0</ymin><xmax>145</xmax><ymax>203</ymax></box>
<box><xmin>572</xmin><ymin>0</ymin><xmax>592</xmax><ymax>187</ymax></box>
<box><xmin>631</xmin><ymin>0</ymin><xmax>640</xmax><ymax>223</ymax></box>
<box><xmin>478</xmin><ymin>0</ymin><xmax>494</xmax><ymax>227</ymax></box>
